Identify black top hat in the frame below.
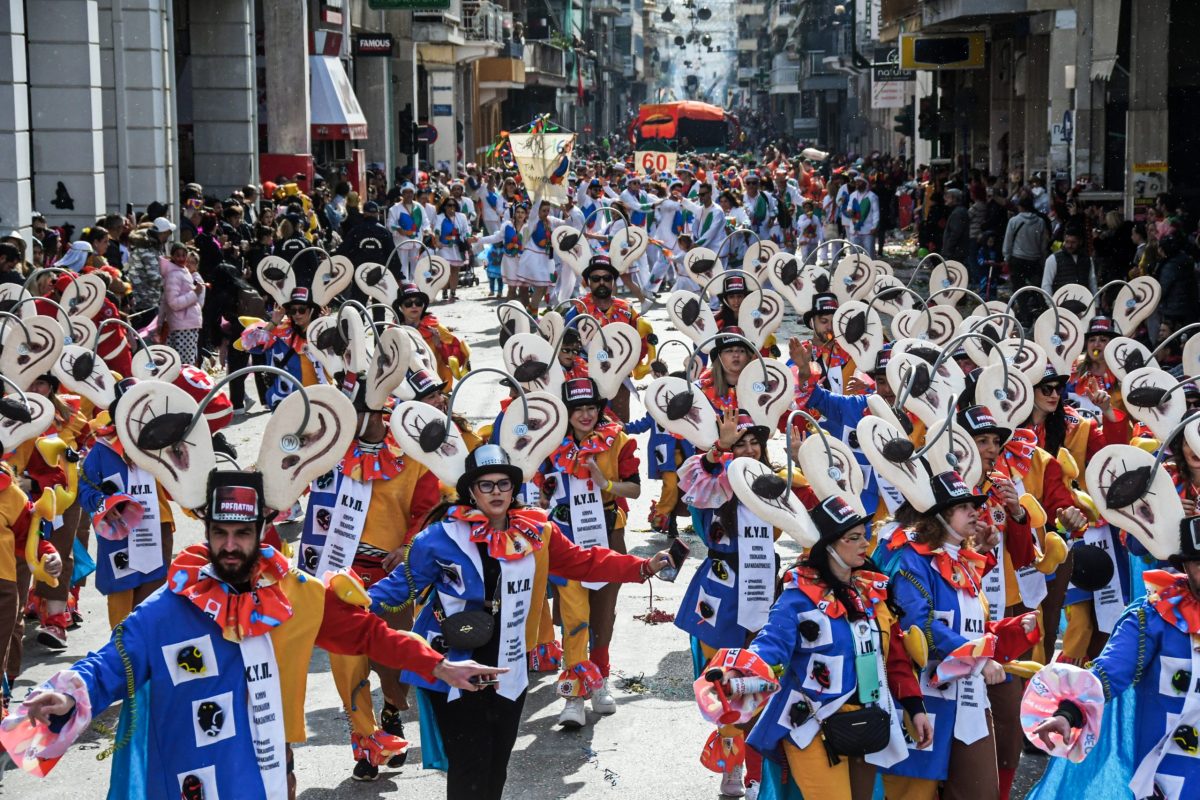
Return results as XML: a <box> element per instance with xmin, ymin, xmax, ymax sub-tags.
<box><xmin>929</xmin><ymin>470</ymin><xmax>987</xmax><ymax>516</ymax></box>
<box><xmin>397</xmin><ymin>281</ymin><xmax>430</xmax><ymax>308</ymax></box>
<box><xmin>803</xmin><ymin>292</ymin><xmax>839</xmax><ymax>326</ymax></box>
<box><xmin>1170</xmin><ymin>517</ymin><xmax>1200</xmax><ymax>569</ymax></box>
<box><xmin>1086</xmin><ymin>315</ymin><xmax>1119</xmax><ymax>338</ymax></box>
<box><xmin>1035</xmin><ymin>362</ymin><xmax>1069</xmax><ymax>387</ymax></box>
<box><xmin>204</xmin><ymin>470</ymin><xmax>266</xmax><ymax>528</ymax></box>
<box><xmin>733</xmin><ymin>410</ymin><xmax>770</xmax><ymax>448</ymax></box>
<box><xmin>406</xmin><ymin>368</ymin><xmax>445</xmax><ymax>400</ymax></box>
<box><xmin>810</xmin><ymin>495</ymin><xmax>869</xmax><ymax>542</ymax></box>
<box><xmin>957</xmin><ymin>405</ymin><xmax>1012</xmax><ymax>444</ymax></box>
<box><xmin>870</xmin><ymin>344</ymin><xmax>893</xmax><ymax>376</ymax></box>
<box><xmin>455</xmin><ymin>444</ymin><xmax>525</xmax><ymax>505</ymax></box>
<box><xmin>582</xmin><ymin>254</ymin><xmax>619</xmax><ymax>281</ymax></box>
<box><xmin>719</xmin><ymin>274</ymin><xmax>748</xmax><ymax>298</ymax></box>
<box><xmin>562</xmin><ymin>377</ymin><xmax>605</xmax><ymax>410</ymax></box>
<box><xmin>711</xmin><ymin>326</ymin><xmax>753</xmax><ymax>356</ymax></box>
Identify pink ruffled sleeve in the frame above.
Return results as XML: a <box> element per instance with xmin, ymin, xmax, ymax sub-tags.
<box><xmin>678</xmin><ymin>453</ymin><xmax>733</xmax><ymax>509</ymax></box>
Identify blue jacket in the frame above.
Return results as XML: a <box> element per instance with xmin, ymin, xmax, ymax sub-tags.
<box><xmin>247</xmin><ymin>330</ymin><xmax>312</xmax><ymax>409</ymax></box>
<box><xmin>804</xmin><ymin>386</ymin><xmax>881</xmax><ymax>519</ymax></box>
<box><xmin>80</xmin><ymin>440</ymin><xmax>168</xmax><ymax>595</ymax></box>
<box><xmin>625</xmin><ymin>412</ymin><xmax>696</xmax><ymax>479</ymax></box>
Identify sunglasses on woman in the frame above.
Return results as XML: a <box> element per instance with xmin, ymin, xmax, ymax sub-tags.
<box><xmin>1036</xmin><ymin>383</ymin><xmax>1064</xmax><ymax>396</ymax></box>
<box><xmin>401</xmin><ymin>298</ymin><xmax>425</xmax><ymax>308</ymax></box>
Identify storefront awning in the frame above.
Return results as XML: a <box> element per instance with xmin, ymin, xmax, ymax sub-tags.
<box><xmin>310</xmin><ymin>55</ymin><xmax>368</xmax><ymax>140</ymax></box>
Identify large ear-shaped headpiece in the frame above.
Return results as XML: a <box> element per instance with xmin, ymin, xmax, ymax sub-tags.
<box><xmin>0</xmin><ymin>384</ymin><xmax>55</xmax><ymax>455</ymax></box>
<box><xmin>830</xmin><ymin>252</ymin><xmax>873</xmax><ymax>304</ymax></box>
<box><xmin>736</xmin><ymin>289</ymin><xmax>784</xmax><ymax>351</ymax></box>
<box><xmin>735</xmin><ymin>357</ymin><xmax>795</xmax><ymax>431</ymax></box>
<box><xmin>1085</xmin><ymin>444</ymin><xmax>1182</xmax><ymax>562</ymax></box>
<box><xmin>1112</xmin><ymin>276</ymin><xmax>1160</xmax><ymax>337</ymax></box>
<box><xmin>666</xmin><ymin>290</ymin><xmax>718</xmax><ymax>350</ymax></box>
<box><xmin>310</xmin><ymin>253</ymin><xmax>355</xmax><ymax>308</ymax></box>
<box><xmin>609</xmin><ymin>227</ymin><xmax>648</xmax><ymax>274</ymax></box>
<box><xmin>795</xmin><ymin>419</ymin><xmax>866</xmax><ymax>515</ymax></box>
<box><xmin>975</xmin><ymin>359</ymin><xmax>1034</xmax><ymax>431</ymax></box>
<box><xmin>0</xmin><ymin>314</ymin><xmax>66</xmax><ymax>391</ymax></box>
<box><xmin>354</xmin><ymin>261</ymin><xmax>400</xmax><ymax>306</ymax></box>
<box><xmin>741</xmin><ymin>240</ymin><xmax>779</xmax><ymax>284</ymax></box>
<box><xmin>587</xmin><ymin>321</ymin><xmax>640</xmax><ymax>399</ymax></box>
<box><xmin>832</xmin><ymin>299</ymin><xmax>884</xmax><ymax>374</ymax></box>
<box><xmin>1034</xmin><ymin>307</ymin><xmax>1086</xmax><ymax>377</ymax></box>
<box><xmin>927</xmin><ymin>260</ymin><xmax>969</xmax><ymax>306</ymax></box>
<box><xmin>52</xmin><ymin>345</ymin><xmax>115</xmax><ymax>409</ymax></box>
<box><xmin>365</xmin><ymin>325</ymin><xmax>412</xmax><ymax>411</ymax></box>
<box><xmin>59</xmin><ymin>273</ymin><xmax>107</xmax><ymax>319</ymax></box>
<box><xmin>1104</xmin><ymin>336</ymin><xmax>1157</xmax><ymax>382</ymax></box>
<box><xmin>1121</xmin><ymin>367</ymin><xmax>1186</xmax><ymax>443</ymax></box>
<box><xmin>414</xmin><ymin>252</ymin><xmax>451</xmax><ymax>299</ymax></box>
<box><xmin>131</xmin><ymin>344</ymin><xmax>183</xmax><ymax>383</ymax></box>
<box><xmin>498</xmin><ymin>390</ymin><xmax>569</xmax><ymax>481</ymax></box>
<box><xmin>256</xmin><ymin>255</ymin><xmax>295</xmax><ymax>307</ymax></box>
<box><xmin>644</xmin><ymin>376</ymin><xmax>719</xmax><ymax>449</ymax></box>
<box><xmin>727</xmin><ymin>457</ymin><xmax>819</xmax><ymax>546</ymax></box>
<box><xmin>503</xmin><ymin>332</ymin><xmax>563</xmax><ymax>395</ymax></box>
<box><xmin>684</xmin><ymin>247</ymin><xmax>722</xmax><ymax>281</ymax></box>
<box><xmin>552</xmin><ymin>226</ymin><xmax>589</xmax><ymax>278</ymax></box>
<box><xmin>257</xmin><ymin>384</ymin><xmax>357</xmax><ymax>511</ymax></box>
<box><xmin>856</xmin><ymin>413</ymin><xmax>935</xmax><ymax>512</ymax></box>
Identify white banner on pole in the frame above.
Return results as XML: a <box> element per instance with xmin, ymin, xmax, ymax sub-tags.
<box><xmin>508</xmin><ymin>131</ymin><xmax>575</xmax><ymax>204</ymax></box>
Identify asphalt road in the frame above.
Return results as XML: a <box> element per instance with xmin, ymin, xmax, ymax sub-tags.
<box><xmin>4</xmin><ymin>269</ymin><xmax>1050</xmax><ymax>799</ymax></box>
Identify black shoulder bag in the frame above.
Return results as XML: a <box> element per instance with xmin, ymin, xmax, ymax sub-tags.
<box><xmin>422</xmin><ymin>557</ymin><xmax>501</xmax><ymax>651</ymax></box>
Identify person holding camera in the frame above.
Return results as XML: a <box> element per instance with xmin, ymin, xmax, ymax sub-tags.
<box><xmin>367</xmin><ymin>444</ymin><xmax>674</xmax><ymax>800</ymax></box>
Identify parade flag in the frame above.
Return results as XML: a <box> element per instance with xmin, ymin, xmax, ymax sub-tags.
<box><xmin>508</xmin><ymin>129</ymin><xmax>575</xmax><ymax>204</ymax></box>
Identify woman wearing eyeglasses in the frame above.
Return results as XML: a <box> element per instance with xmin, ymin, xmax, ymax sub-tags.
<box><xmin>393</xmin><ymin>281</ymin><xmax>470</xmax><ymax>389</ymax></box>
<box><xmin>538</xmin><ymin>377</ymin><xmax>642</xmax><ymax>729</ymax></box>
<box><xmin>242</xmin><ymin>286</ymin><xmax>324</xmax><ymax>409</ymax></box>
<box><xmin>432</xmin><ymin>196</ymin><xmax>476</xmax><ymax>303</ymax></box>
<box><xmin>369</xmin><ymin>444</ymin><xmax>674</xmax><ymax>800</ymax></box>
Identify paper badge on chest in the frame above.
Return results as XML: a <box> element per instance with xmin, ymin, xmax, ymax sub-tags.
<box><xmin>436</xmin><ymin>560</ymin><xmax>465</xmax><ymax>593</ymax></box>
<box><xmin>803</xmin><ymin>654</ymin><xmax>843</xmax><ymax>694</ymax></box>
<box><xmin>178</xmin><ymin>765</ymin><xmax>220</xmax><ymax>800</ymax></box>
<box><xmin>161</xmin><ymin>635</ymin><xmax>220</xmax><ymax>686</ymax></box>
<box><xmin>191</xmin><ymin>691</ymin><xmax>236</xmax><ymax>748</ymax></box>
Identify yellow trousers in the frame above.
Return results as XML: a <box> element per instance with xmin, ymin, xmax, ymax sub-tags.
<box><xmin>783</xmin><ymin>733</ymin><xmax>876</xmax><ymax>800</ymax></box>
<box><xmin>654</xmin><ymin>471</ymin><xmax>679</xmax><ymax>519</ymax></box>
<box><xmin>558</xmin><ymin>528</ymin><xmax>626</xmax><ymax>670</ymax></box>
<box><xmin>331</xmin><ymin>608</ymin><xmax>410</xmax><ymax>738</ymax></box>
<box><xmin>1061</xmin><ymin>602</ymin><xmax>1106</xmax><ymax>664</ymax></box>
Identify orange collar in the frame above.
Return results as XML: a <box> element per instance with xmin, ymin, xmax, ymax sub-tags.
<box><xmin>910</xmin><ymin>540</ymin><xmax>988</xmax><ymax>596</ymax></box>
<box><xmin>786</xmin><ymin>566</ymin><xmax>889</xmax><ymax>619</ymax></box>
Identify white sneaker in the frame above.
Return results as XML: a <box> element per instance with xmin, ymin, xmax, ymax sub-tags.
<box><xmin>590</xmin><ymin>679</ymin><xmax>617</xmax><ymax>715</ymax></box>
<box><xmin>557</xmin><ymin>697</ymin><xmax>586</xmax><ymax>729</ymax></box>
<box><xmin>720</xmin><ymin>764</ymin><xmax>746</xmax><ymax>798</ymax></box>
<box><xmin>744</xmin><ymin>780</ymin><xmax>760</xmax><ymax>800</ymax></box>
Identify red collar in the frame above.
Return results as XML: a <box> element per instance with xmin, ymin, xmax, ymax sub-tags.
<box><xmin>168</xmin><ymin>543</ymin><xmax>294</xmax><ymax>642</ymax></box>
<box><xmin>341</xmin><ymin>433</ymin><xmax>405</xmax><ymax>481</ymax></box>
<box><xmin>786</xmin><ymin>566</ymin><xmax>889</xmax><ymax>619</ymax></box>
<box><xmin>551</xmin><ymin>423</ymin><xmax>621</xmax><ymax>478</ymax></box>
<box><xmin>1144</xmin><ymin>569</ymin><xmax>1200</xmax><ymax>635</ymax></box>
<box><xmin>448</xmin><ymin>505</ymin><xmax>547</xmax><ymax>561</ymax></box>
<box><xmin>910</xmin><ymin>540</ymin><xmax>989</xmax><ymax>596</ymax></box>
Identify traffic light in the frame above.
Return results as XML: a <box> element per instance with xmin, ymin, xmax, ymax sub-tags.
<box><xmin>398</xmin><ymin>106</ymin><xmax>415</xmax><ymax>154</ymax></box>
<box><xmin>917</xmin><ymin>97</ymin><xmax>937</xmax><ymax>140</ymax></box>
<box><xmin>893</xmin><ymin>108</ymin><xmax>914</xmax><ymax>138</ymax></box>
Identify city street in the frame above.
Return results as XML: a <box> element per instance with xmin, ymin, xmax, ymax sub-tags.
<box><xmin>6</xmin><ymin>276</ymin><xmax>1050</xmax><ymax>799</ymax></box>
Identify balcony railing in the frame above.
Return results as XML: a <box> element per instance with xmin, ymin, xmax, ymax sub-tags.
<box><xmin>462</xmin><ymin>0</ymin><xmax>510</xmax><ymax>42</ymax></box>
<box><xmin>769</xmin><ymin>65</ymin><xmax>801</xmax><ymax>94</ymax></box>
<box><xmin>524</xmin><ymin>40</ymin><xmax>567</xmax><ymax>80</ymax></box>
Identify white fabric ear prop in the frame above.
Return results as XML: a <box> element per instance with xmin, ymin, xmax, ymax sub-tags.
<box><xmin>1104</xmin><ymin>336</ymin><xmax>1158</xmax><ymax>382</ymax></box>
<box><xmin>666</xmin><ymin>290</ymin><xmax>718</xmax><ymax>350</ymax></box>
<box><xmin>131</xmin><ymin>344</ymin><xmax>183</xmax><ymax>383</ymax></box>
<box><xmin>1034</xmin><ymin>307</ymin><xmax>1086</xmax><ymax>376</ymax></box>
<box><xmin>992</xmin><ymin>338</ymin><xmax>1047</xmax><ymax>383</ymax></box>
<box><xmin>831</xmin><ymin>252</ymin><xmax>873</xmax><ymax>304</ymax></box>
<box><xmin>735</xmin><ymin>358</ymin><xmax>795</xmax><ymax>430</ymax></box>
<box><xmin>766</xmin><ymin>253</ymin><xmax>806</xmax><ymax>315</ymax></box>
<box><xmin>311</xmin><ymin>254</ymin><xmax>355</xmax><ymax>308</ymax></box>
<box><xmin>0</xmin><ymin>315</ymin><xmax>66</xmax><ymax>391</ymax></box>
<box><xmin>301</xmin><ymin>316</ymin><xmax>343</xmax><ymax>382</ymax></box>
<box><xmin>354</xmin><ymin>262</ymin><xmax>399</xmax><ymax>306</ymax></box>
<box><xmin>0</xmin><ymin>392</ymin><xmax>55</xmax><ymax>454</ymax></box>
<box><xmin>499</xmin><ymin>391</ymin><xmax>569</xmax><ymax>481</ymax></box>
<box><xmin>1085</xmin><ymin>444</ymin><xmax>1182</xmax><ymax>562</ymax></box>
<box><xmin>415</xmin><ymin>253</ymin><xmax>452</xmax><ymax>298</ymax></box>
<box><xmin>924</xmin><ymin>304</ymin><xmax>962</xmax><ymax>346</ymax></box>
<box><xmin>1113</xmin><ymin>275</ymin><xmax>1161</xmax><ymax>336</ymax></box>
<box><xmin>856</xmin><ymin>415</ymin><xmax>935</xmax><ymax>512</ymax></box>
<box><xmin>924</xmin><ymin>416</ymin><xmax>983</xmax><ymax>489</ymax></box>
<box><xmin>389</xmin><ymin>400</ymin><xmax>470</xmax><ymax>485</ymax></box>
<box><xmin>975</xmin><ymin>361</ymin><xmax>1035</xmax><ymax>431</ymax></box>
<box><xmin>1184</xmin><ymin>336</ymin><xmax>1200</xmax><ymax>379</ymax></box>
<box><xmin>871</xmin><ymin>259</ymin><xmax>894</xmax><ymax>280</ymax></box>
<box><xmin>959</xmin><ymin>315</ymin><xmax>1017</xmax><ymax>367</ymax></box>
<box><xmin>928</xmin><ymin>260</ymin><xmax>969</xmax><ymax>306</ymax></box>
<box><xmin>685</xmin><ymin>247</ymin><xmax>723</xmax><ymax>281</ymax></box>
<box><xmin>1121</xmin><ymin>367</ymin><xmax>1186</xmax><ymax>442</ymax></box>
<box><xmin>0</xmin><ymin>284</ymin><xmax>33</xmax><ymax>318</ymax></box>
<box><xmin>645</xmin><ymin>376</ymin><xmax>719</xmax><ymax>448</ymax></box>
<box><xmin>865</xmin><ymin>392</ymin><xmax>906</xmax><ymax>430</ymax></box>
<box><xmin>52</xmin><ymin>345</ymin><xmax>115</xmax><ymax>409</ymax></box>
<box><xmin>259</xmin><ymin>384</ymin><xmax>357</xmax><ymax>512</ymax></box>
<box><xmin>574</xmin><ymin>315</ymin><xmax>601</xmax><ymax>348</ymax></box>
<box><xmin>59</xmin><ymin>273</ymin><xmax>106</xmax><ymax>319</ymax></box>
<box><xmin>741</xmin><ymin>241</ymin><xmax>779</xmax><ymax>283</ymax></box>
<box><xmin>61</xmin><ymin>314</ymin><xmax>96</xmax><ymax>350</ymax></box>
<box><xmin>503</xmin><ymin>333</ymin><xmax>563</xmax><ymax>395</ymax></box>
<box><xmin>538</xmin><ymin>311</ymin><xmax>565</xmax><ymax>344</ymax></box>
<box><xmin>887</xmin><ymin>352</ymin><xmax>955</xmax><ymax>428</ymax></box>
<box><xmin>588</xmin><ymin>322</ymin><xmax>640</xmax><ymax>399</ymax></box>
<box><xmin>115</xmin><ymin>379</ymin><xmax>216</xmax><ymax>510</ymax></box>
<box><xmin>1185</xmin><ymin>417</ymin><xmax>1200</xmax><ymax>463</ymax></box>
<box><xmin>551</xmin><ymin>226</ymin><xmax>589</xmax><ymax>278</ymax></box>
<box><xmin>1052</xmin><ymin>283</ymin><xmax>1093</xmax><ymax>319</ymax></box>
<box><xmin>256</xmin><ymin>255</ymin><xmax>295</xmax><ymax>307</ymax></box>
<box><xmin>365</xmin><ymin>327</ymin><xmax>412</xmax><ymax>410</ymax></box>
<box><xmin>400</xmin><ymin>325</ymin><xmax>437</xmax><ymax>374</ymax></box>
<box><xmin>797</xmin><ymin>432</ymin><xmax>866</xmax><ymax>514</ymax></box>
<box><xmin>497</xmin><ymin>301</ymin><xmax>535</xmax><ymax>338</ymax></box>
<box><xmin>889</xmin><ymin>308</ymin><xmax>927</xmax><ymax>341</ymax></box>
<box><xmin>872</xmin><ymin>275</ymin><xmax>913</xmax><ymax>318</ymax></box>
<box><xmin>737</xmin><ymin>290</ymin><xmax>784</xmax><ymax>350</ymax></box>
<box><xmin>335</xmin><ymin>306</ymin><xmax>371</xmax><ymax>377</ymax></box>
<box><xmin>727</xmin><ymin>457</ymin><xmax>819</xmax><ymax>547</ymax></box>
<box><xmin>609</xmin><ymin>226</ymin><xmax>648</xmax><ymax>274</ymax></box>
<box><xmin>832</xmin><ymin>300</ymin><xmax>883</xmax><ymax>373</ymax></box>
